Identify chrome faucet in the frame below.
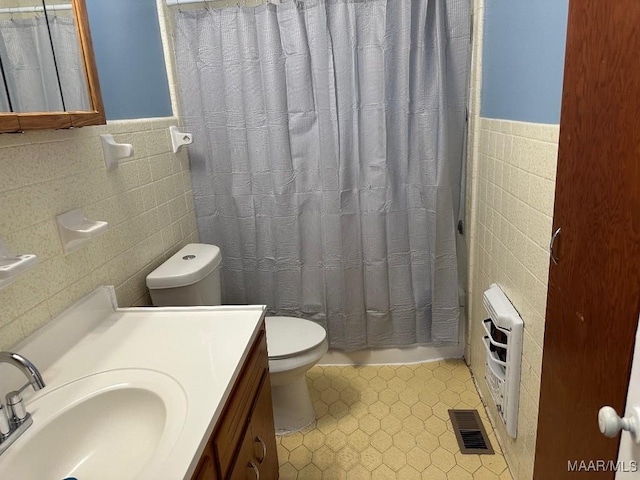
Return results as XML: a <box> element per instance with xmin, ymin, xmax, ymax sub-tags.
<box><xmin>0</xmin><ymin>351</ymin><xmax>45</xmax><ymax>455</ymax></box>
<box><xmin>0</xmin><ymin>352</ymin><xmax>45</xmax><ymax>392</ymax></box>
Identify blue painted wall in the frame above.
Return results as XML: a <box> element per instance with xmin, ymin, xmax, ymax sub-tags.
<box><xmin>86</xmin><ymin>0</ymin><xmax>172</xmax><ymax>120</ymax></box>
<box><xmin>481</xmin><ymin>0</ymin><xmax>569</xmax><ymax>124</ymax></box>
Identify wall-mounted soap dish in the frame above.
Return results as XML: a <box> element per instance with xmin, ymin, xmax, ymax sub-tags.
<box><xmin>56</xmin><ymin>208</ymin><xmax>108</xmax><ymax>255</ymax></box>
<box><xmin>100</xmin><ymin>134</ymin><xmax>134</xmax><ymax>171</ymax></box>
<box><xmin>0</xmin><ymin>240</ymin><xmax>38</xmax><ymax>290</ymax></box>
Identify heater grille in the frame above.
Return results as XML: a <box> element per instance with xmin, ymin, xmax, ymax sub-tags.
<box><xmin>448</xmin><ymin>409</ymin><xmax>494</xmax><ymax>454</ymax></box>
<box><xmin>482</xmin><ymin>283</ymin><xmax>524</xmax><ymax>438</ymax></box>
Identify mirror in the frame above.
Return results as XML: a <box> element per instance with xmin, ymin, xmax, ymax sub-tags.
<box><xmin>0</xmin><ymin>0</ymin><xmax>104</xmax><ymax>132</ymax></box>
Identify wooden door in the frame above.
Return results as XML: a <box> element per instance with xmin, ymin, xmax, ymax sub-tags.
<box><xmin>616</xmin><ymin>315</ymin><xmax>640</xmax><ymax>479</ymax></box>
<box><xmin>533</xmin><ymin>1</ymin><xmax>640</xmax><ymax>478</ymax></box>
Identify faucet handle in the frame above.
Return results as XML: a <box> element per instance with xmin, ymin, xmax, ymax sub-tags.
<box><xmin>0</xmin><ymin>405</ymin><xmax>10</xmax><ymax>437</ymax></box>
<box><xmin>6</xmin><ymin>391</ymin><xmax>26</xmax><ymax>424</ymax></box>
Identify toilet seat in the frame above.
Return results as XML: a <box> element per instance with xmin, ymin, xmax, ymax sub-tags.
<box><xmin>265</xmin><ymin>316</ymin><xmax>327</xmax><ymax>359</ymax></box>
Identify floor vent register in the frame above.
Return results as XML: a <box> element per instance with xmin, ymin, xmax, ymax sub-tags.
<box><xmin>448</xmin><ymin>409</ymin><xmax>494</xmax><ymax>455</ymax></box>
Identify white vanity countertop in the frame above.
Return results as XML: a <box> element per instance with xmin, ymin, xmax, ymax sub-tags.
<box><xmin>1</xmin><ymin>287</ymin><xmax>266</xmax><ymax>480</ymax></box>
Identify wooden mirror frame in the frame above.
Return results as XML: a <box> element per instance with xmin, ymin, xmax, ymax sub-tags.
<box><xmin>0</xmin><ymin>0</ymin><xmax>105</xmax><ymax>133</ymax></box>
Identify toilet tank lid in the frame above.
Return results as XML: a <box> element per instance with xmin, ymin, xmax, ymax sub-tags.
<box><xmin>146</xmin><ymin>243</ymin><xmax>222</xmax><ymax>289</ymax></box>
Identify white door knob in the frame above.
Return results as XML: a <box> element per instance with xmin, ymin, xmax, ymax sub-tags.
<box><xmin>598</xmin><ymin>405</ymin><xmax>640</xmax><ymax>444</ymax></box>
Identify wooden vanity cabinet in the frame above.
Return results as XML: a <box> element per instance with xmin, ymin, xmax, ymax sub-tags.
<box><xmin>229</xmin><ymin>375</ymin><xmax>279</xmax><ymax>479</ymax></box>
<box><xmin>192</xmin><ymin>451</ymin><xmax>217</xmax><ymax>480</ymax></box>
<box><xmin>248</xmin><ymin>375</ymin><xmax>279</xmax><ymax>477</ymax></box>
<box><xmin>191</xmin><ymin>322</ymin><xmax>279</xmax><ymax>480</ymax></box>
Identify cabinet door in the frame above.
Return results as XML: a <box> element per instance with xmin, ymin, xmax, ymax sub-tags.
<box><xmin>229</xmin><ymin>429</ymin><xmax>259</xmax><ymax>480</ymax></box>
<box><xmin>250</xmin><ymin>375</ymin><xmax>279</xmax><ymax>479</ymax></box>
<box><xmin>192</xmin><ymin>451</ymin><xmax>218</xmax><ymax>480</ymax></box>
<box><xmin>214</xmin><ymin>331</ymin><xmax>268</xmax><ymax>478</ymax></box>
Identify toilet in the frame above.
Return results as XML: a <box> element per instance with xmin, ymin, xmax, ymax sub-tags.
<box><xmin>146</xmin><ymin>243</ymin><xmax>328</xmax><ymax>434</ymax></box>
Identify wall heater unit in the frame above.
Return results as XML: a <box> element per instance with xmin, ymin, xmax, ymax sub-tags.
<box><xmin>482</xmin><ymin>283</ymin><xmax>524</xmax><ymax>438</ymax></box>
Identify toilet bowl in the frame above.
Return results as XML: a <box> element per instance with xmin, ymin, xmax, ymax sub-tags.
<box><xmin>266</xmin><ymin>316</ymin><xmax>328</xmax><ymax>433</ymax></box>
<box><xmin>145</xmin><ymin>243</ymin><xmax>328</xmax><ymax>434</ymax></box>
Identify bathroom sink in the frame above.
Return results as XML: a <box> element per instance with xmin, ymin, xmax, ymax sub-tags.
<box><xmin>0</xmin><ymin>369</ymin><xmax>187</xmax><ymax>480</ymax></box>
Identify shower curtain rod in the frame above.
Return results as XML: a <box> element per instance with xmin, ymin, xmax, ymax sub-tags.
<box><xmin>0</xmin><ymin>4</ymin><xmax>72</xmax><ymax>14</ymax></box>
<box><xmin>166</xmin><ymin>0</ymin><xmax>281</xmax><ymax>6</ymax></box>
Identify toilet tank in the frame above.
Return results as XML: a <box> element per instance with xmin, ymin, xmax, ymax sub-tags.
<box><xmin>146</xmin><ymin>244</ymin><xmax>222</xmax><ymax>307</ymax></box>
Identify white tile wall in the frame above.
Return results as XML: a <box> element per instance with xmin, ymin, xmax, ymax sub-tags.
<box><xmin>467</xmin><ymin>117</ymin><xmax>559</xmax><ymax>480</ymax></box>
<box><xmin>0</xmin><ymin>118</ymin><xmax>198</xmax><ymax>350</ymax></box>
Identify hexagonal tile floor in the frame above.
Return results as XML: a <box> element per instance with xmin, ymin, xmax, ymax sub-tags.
<box><xmin>276</xmin><ymin>360</ymin><xmax>513</xmax><ymax>479</ymax></box>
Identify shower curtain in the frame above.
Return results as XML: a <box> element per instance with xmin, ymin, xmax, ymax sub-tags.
<box><xmin>174</xmin><ymin>0</ymin><xmax>471</xmax><ymax>350</ymax></box>
<box><xmin>0</xmin><ymin>16</ymin><xmax>90</xmax><ymax>112</ymax></box>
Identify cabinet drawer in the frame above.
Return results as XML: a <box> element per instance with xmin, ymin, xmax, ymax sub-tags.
<box><xmin>214</xmin><ymin>328</ymin><xmax>268</xmax><ymax>478</ymax></box>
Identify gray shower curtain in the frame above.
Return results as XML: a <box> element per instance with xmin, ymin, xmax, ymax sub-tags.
<box><xmin>174</xmin><ymin>0</ymin><xmax>470</xmax><ymax>350</ymax></box>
